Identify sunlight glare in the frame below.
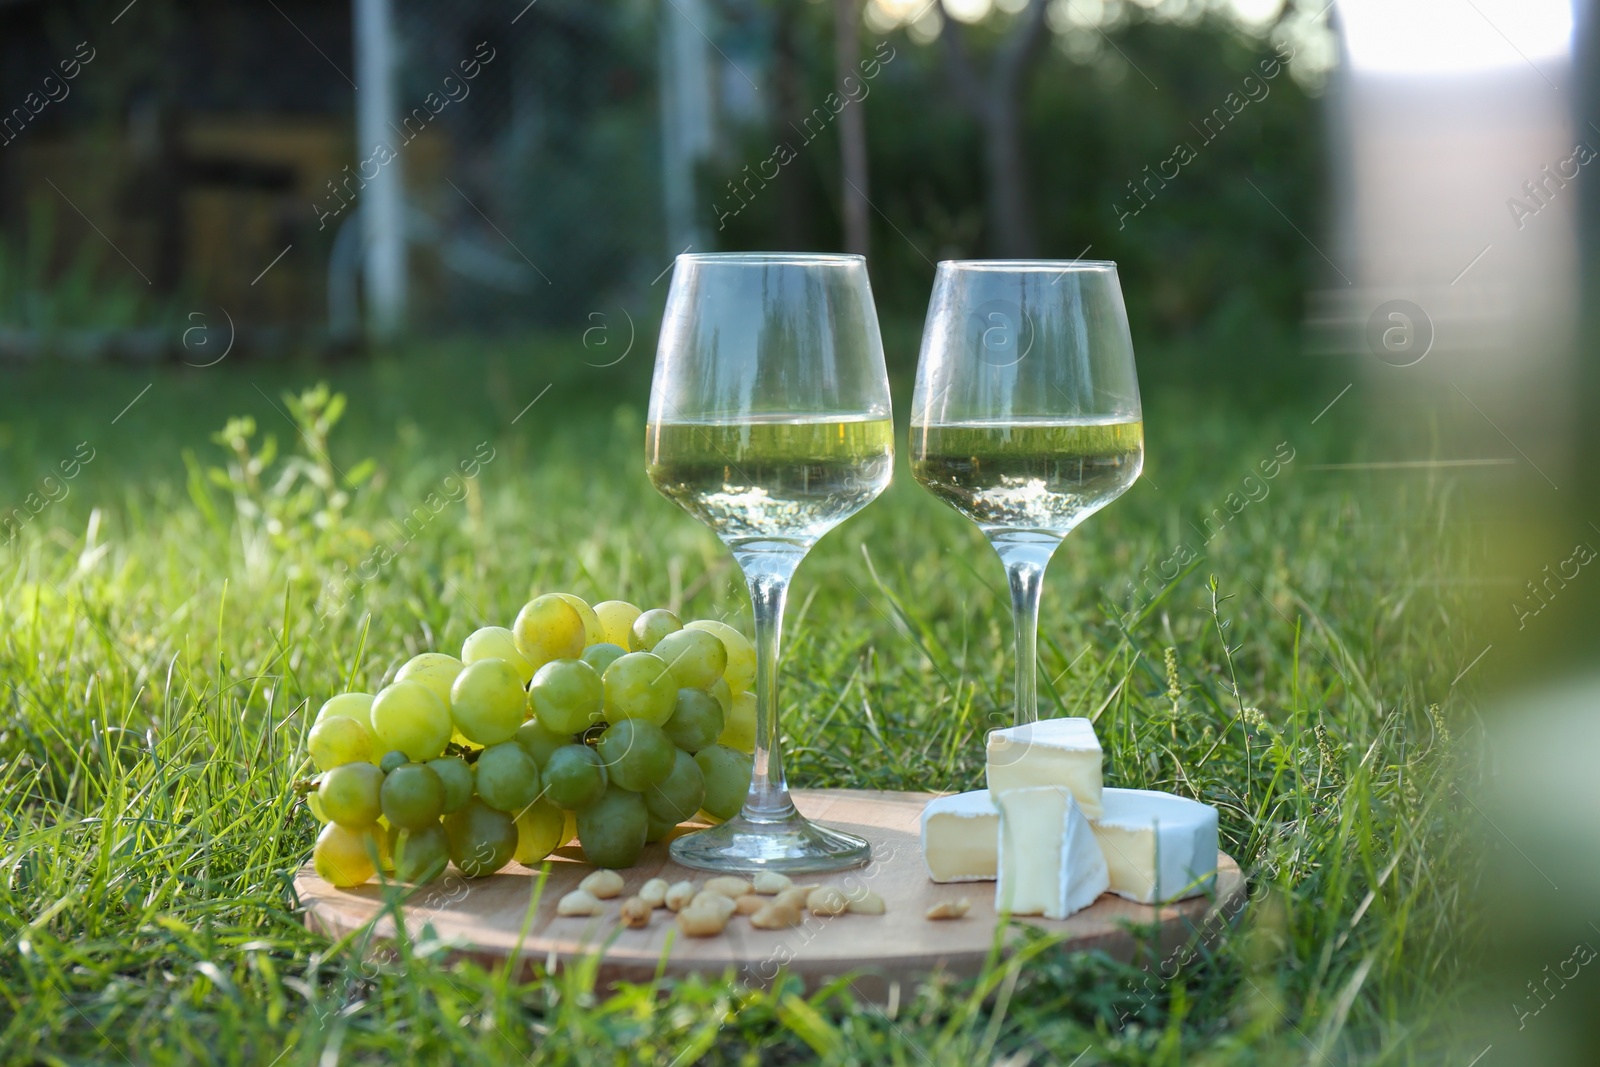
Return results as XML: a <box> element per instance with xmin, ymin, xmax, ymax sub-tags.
<box><xmin>1338</xmin><ymin>0</ymin><xmax>1572</xmax><ymax>75</ymax></box>
<box><xmin>943</xmin><ymin>0</ymin><xmax>995</xmax><ymax>23</ymax></box>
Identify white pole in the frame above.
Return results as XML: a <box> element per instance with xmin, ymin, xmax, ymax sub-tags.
<box><xmin>659</xmin><ymin>0</ymin><xmax>714</xmax><ymax>255</ymax></box>
<box><xmin>353</xmin><ymin>0</ymin><xmax>406</xmax><ymax>341</ymax></box>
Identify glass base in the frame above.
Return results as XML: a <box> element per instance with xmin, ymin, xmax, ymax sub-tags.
<box><xmin>668</xmin><ymin>812</ymin><xmax>872</xmax><ymax>874</ymax></box>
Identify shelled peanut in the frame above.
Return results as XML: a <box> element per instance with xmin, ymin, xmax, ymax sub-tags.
<box><xmin>570</xmin><ymin>876</ymin><xmax>888</xmax><ymax>939</ymax></box>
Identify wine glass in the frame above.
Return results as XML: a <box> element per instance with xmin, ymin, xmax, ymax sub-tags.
<box><xmin>647</xmin><ymin>252</ymin><xmax>893</xmax><ymax>872</ymax></box>
<box><xmin>909</xmin><ymin>260</ymin><xmax>1143</xmax><ymax>726</ymax></box>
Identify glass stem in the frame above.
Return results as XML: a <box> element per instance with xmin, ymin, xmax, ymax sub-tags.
<box><xmin>993</xmin><ymin>536</ymin><xmax>1061</xmax><ymax>727</ymax></box>
<box><xmin>733</xmin><ymin>544</ymin><xmax>806</xmax><ymax>822</ymax></box>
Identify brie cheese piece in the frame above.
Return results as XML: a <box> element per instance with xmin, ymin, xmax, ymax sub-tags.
<box><xmin>920</xmin><ymin>789</ymin><xmax>1000</xmax><ymax>882</ymax></box>
<box><xmin>1091</xmin><ymin>787</ymin><xmax>1219</xmax><ymax>904</ymax></box>
<box><xmin>994</xmin><ymin>785</ymin><xmax>1109</xmax><ymax>919</ymax></box>
<box><xmin>985</xmin><ymin>717</ymin><xmax>1104</xmax><ymax>818</ymax></box>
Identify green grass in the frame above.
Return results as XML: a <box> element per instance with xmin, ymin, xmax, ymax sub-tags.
<box><xmin>0</xmin><ymin>336</ymin><xmax>1484</xmax><ymax>1064</ymax></box>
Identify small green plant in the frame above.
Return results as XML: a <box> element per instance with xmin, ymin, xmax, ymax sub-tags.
<box><xmin>185</xmin><ymin>382</ymin><xmax>375</xmax><ymax>577</ymax></box>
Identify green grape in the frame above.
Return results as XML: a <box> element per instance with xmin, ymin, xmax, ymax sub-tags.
<box><xmin>542</xmin><ymin>744</ymin><xmax>608</xmax><ymax>810</ymax></box>
<box><xmin>601</xmin><ymin>652</ymin><xmax>677</xmax><ymax>726</ymax></box>
<box><xmin>706</xmin><ymin>677</ymin><xmax>732</xmax><ymax>717</ymax></box>
<box><xmin>643</xmin><ymin>748</ymin><xmax>705</xmax><ymax>825</ymax></box>
<box><xmin>650</xmin><ymin>628</ymin><xmax>727</xmax><ymax>689</ymax></box>
<box><xmin>718</xmin><ymin>691</ymin><xmax>756</xmax><ymax>754</ymax></box>
<box><xmin>580</xmin><ymin>642</ymin><xmax>627</xmax><ymax>675</ymax></box>
<box><xmin>645</xmin><ymin>812</ymin><xmax>678</xmax><ymax>844</ymax></box>
<box><xmin>449</xmin><ymin>658</ymin><xmax>527</xmax><ymax>745</ymax></box>
<box><xmin>381</xmin><ymin>763</ymin><xmax>445</xmax><ymax>830</ymax></box>
<box><xmin>629</xmin><ymin>607</ymin><xmax>682</xmax><ymax>652</ymax></box>
<box><xmin>316</xmin><ymin>692</ymin><xmax>375</xmax><ymax>731</ymax></box>
<box><xmin>379</xmin><ymin>749</ymin><xmax>408</xmax><ymax>774</ymax></box>
<box><xmin>474</xmin><ymin>741</ymin><xmax>542</xmax><ymax>814</ymax></box>
<box><xmin>596</xmin><ymin>719</ymin><xmax>675</xmax><ymax>792</ymax></box>
<box><xmin>529</xmin><ymin>658</ymin><xmax>604</xmax><ymax>735</ymax></box>
<box><xmin>695</xmin><ymin>745</ymin><xmax>752</xmax><ymax>822</ymax></box>
<box><xmin>575</xmin><ymin>785</ymin><xmax>648</xmax><ymax>868</ymax></box>
<box><xmin>684</xmin><ymin>620</ymin><xmax>756</xmax><ymax>694</ymax></box>
<box><xmin>561</xmin><ymin>809</ymin><xmax>578</xmax><ymax>847</ymax></box>
<box><xmin>394</xmin><ymin>652</ymin><xmax>463</xmax><ymax>707</ymax></box>
<box><xmin>553</xmin><ymin>592</ymin><xmax>604</xmax><ymax>646</ymax></box>
<box><xmin>314</xmin><ymin>822</ymin><xmax>377</xmax><ymax>887</ymax></box>
<box><xmin>427</xmin><ymin>756</ymin><xmax>474</xmax><ymax>813</ymax></box>
<box><xmin>308</xmin><ymin>714</ymin><xmax>373</xmax><ymax>771</ymax></box>
<box><xmin>513</xmin><ymin>595</ymin><xmax>586</xmax><ymax>670</ymax></box>
<box><xmin>318</xmin><ymin>761</ymin><xmax>384</xmax><ymax>828</ymax></box>
<box><xmin>461</xmin><ymin>625</ymin><xmax>535</xmax><ymax>685</ymax></box>
<box><xmin>389</xmin><ymin>821</ymin><xmax>449</xmax><ymax>883</ymax></box>
<box><xmin>593</xmin><ymin>600</ymin><xmax>642</xmax><ymax>649</ymax></box>
<box><xmin>370</xmin><ymin>680</ymin><xmax>452</xmax><ymax>761</ymax></box>
<box><xmin>514</xmin><ymin>720</ymin><xmax>571</xmax><ymax>768</ymax></box>
<box><xmin>307</xmin><ymin>790</ymin><xmax>329</xmax><ymax>823</ymax></box>
<box><xmin>661</xmin><ymin>688</ymin><xmax>724</xmax><ymax>753</ymax></box>
<box><xmin>514</xmin><ymin>798</ymin><xmax>567</xmax><ymax>864</ymax></box>
<box><xmin>444</xmin><ymin>798</ymin><xmax>518</xmax><ymax>877</ymax></box>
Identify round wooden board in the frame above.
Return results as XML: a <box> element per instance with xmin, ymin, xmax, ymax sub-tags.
<box><xmin>295</xmin><ymin>789</ymin><xmax>1245</xmax><ymax>996</ymax></box>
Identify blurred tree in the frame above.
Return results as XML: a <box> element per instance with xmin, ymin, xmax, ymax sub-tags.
<box><xmin>936</xmin><ymin>0</ymin><xmax>1050</xmax><ymax>257</ymax></box>
<box><xmin>711</xmin><ymin>7</ymin><xmax>1327</xmax><ymax>397</ymax></box>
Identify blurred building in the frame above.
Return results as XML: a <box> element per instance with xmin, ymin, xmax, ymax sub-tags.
<box><xmin>0</xmin><ymin>0</ymin><xmax>351</xmax><ymax>343</ymax></box>
<box><xmin>0</xmin><ymin>0</ymin><xmax>659</xmax><ymax>352</ymax></box>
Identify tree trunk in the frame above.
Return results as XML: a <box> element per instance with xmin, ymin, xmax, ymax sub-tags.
<box><xmin>773</xmin><ymin>1</ymin><xmax>812</xmax><ymax>248</ymax></box>
<box><xmin>984</xmin><ymin>93</ymin><xmax>1034</xmax><ymax>257</ymax></box>
<box><xmin>939</xmin><ymin>0</ymin><xmax>1049</xmax><ymax>258</ymax></box>
<box><xmin>835</xmin><ymin>0</ymin><xmax>870</xmax><ymax>257</ymax></box>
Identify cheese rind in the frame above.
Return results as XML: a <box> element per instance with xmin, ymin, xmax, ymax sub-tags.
<box><xmin>1090</xmin><ymin>787</ymin><xmax>1219</xmax><ymax>904</ymax></box>
<box><xmin>920</xmin><ymin>789</ymin><xmax>1000</xmax><ymax>883</ymax></box>
<box><xmin>985</xmin><ymin>717</ymin><xmax>1104</xmax><ymax>818</ymax></box>
<box><xmin>994</xmin><ymin>786</ymin><xmax>1109</xmax><ymax>919</ymax></box>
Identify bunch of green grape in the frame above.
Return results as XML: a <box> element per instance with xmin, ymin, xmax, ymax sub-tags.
<box><xmin>304</xmin><ymin>593</ymin><xmax>758</xmax><ymax>887</ymax></box>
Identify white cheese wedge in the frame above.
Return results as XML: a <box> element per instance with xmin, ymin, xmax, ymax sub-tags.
<box><xmin>994</xmin><ymin>786</ymin><xmax>1109</xmax><ymax>919</ymax></box>
<box><xmin>920</xmin><ymin>789</ymin><xmax>1000</xmax><ymax>882</ymax></box>
<box><xmin>1090</xmin><ymin>787</ymin><xmax>1219</xmax><ymax>904</ymax></box>
<box><xmin>985</xmin><ymin>717</ymin><xmax>1104</xmax><ymax>818</ymax></box>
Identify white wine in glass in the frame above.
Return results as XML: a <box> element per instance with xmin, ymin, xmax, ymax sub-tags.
<box><xmin>647</xmin><ymin>253</ymin><xmax>893</xmax><ymax>872</ymax></box>
<box><xmin>911</xmin><ymin>417</ymin><xmax>1143</xmax><ymax>534</ymax></box>
<box><xmin>910</xmin><ymin>261</ymin><xmax>1144</xmax><ymax>726</ymax></box>
<box><xmin>649</xmin><ymin>416</ymin><xmax>894</xmax><ymax>543</ymax></box>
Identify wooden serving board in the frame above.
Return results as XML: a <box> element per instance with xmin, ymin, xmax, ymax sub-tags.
<box><xmin>295</xmin><ymin>789</ymin><xmax>1245</xmax><ymax>995</ymax></box>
